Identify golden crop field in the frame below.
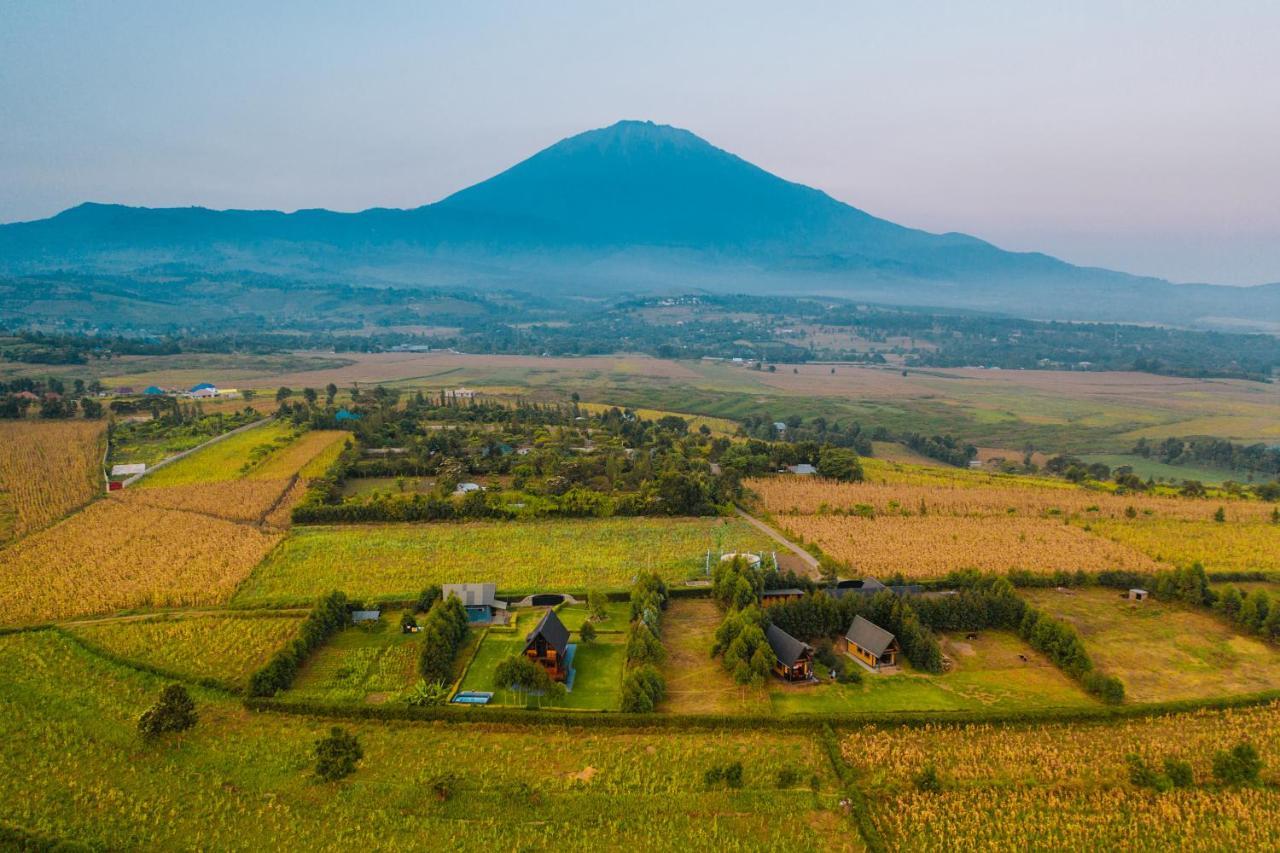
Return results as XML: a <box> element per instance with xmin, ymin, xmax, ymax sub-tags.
<box><xmin>0</xmin><ymin>499</ymin><xmax>283</xmax><ymax>624</ymax></box>
<box><xmin>875</xmin><ymin>787</ymin><xmax>1280</xmax><ymax>851</ymax></box>
<box><xmin>849</xmin><ymin>703</ymin><xmax>1280</xmax><ymax>850</ymax></box>
<box><xmin>778</xmin><ymin>514</ymin><xmax>1164</xmax><ymax>578</ymax></box>
<box><xmin>858</xmin><ymin>457</ymin><xmax>1079</xmax><ymax>490</ymax></box>
<box><xmin>748</xmin><ymin>476</ymin><xmax>1272</xmax><ymax>522</ymax></box>
<box><xmin>1084</xmin><ymin>519</ymin><xmax>1280</xmax><ymax>574</ymax></box>
<box><xmin>252</xmin><ymin>430</ymin><xmax>348</xmax><ymax>479</ymax></box>
<box><xmin>66</xmin><ymin>613</ymin><xmax>304</xmax><ymax>686</ymax></box>
<box><xmin>114</xmin><ymin>478</ymin><xmax>297</xmax><ymax>524</ymax></box>
<box><xmin>0</xmin><ymin>420</ymin><xmax>105</xmax><ymax>543</ymax></box>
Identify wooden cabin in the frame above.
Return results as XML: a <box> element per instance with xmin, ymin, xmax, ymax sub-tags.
<box><xmin>844</xmin><ymin>615</ymin><xmax>899</xmax><ymax>671</ymax></box>
<box><xmin>523</xmin><ymin>609</ymin><xmax>570</xmax><ymax>682</ymax></box>
<box><xmin>765</xmin><ymin>624</ymin><xmax>815</xmax><ymax>682</ymax></box>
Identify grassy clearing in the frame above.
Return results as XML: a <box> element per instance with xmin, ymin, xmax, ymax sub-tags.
<box><xmin>769</xmin><ymin>631</ymin><xmax>1095</xmax><ymax>715</ymax></box>
<box><xmin>1083</xmin><ymin>518</ymin><xmax>1280</xmax><ymax>574</ymax></box>
<box><xmin>66</xmin><ymin>613</ymin><xmax>303</xmax><ymax>687</ymax></box>
<box><xmin>455</xmin><ymin>610</ymin><xmax>625</xmax><ymax>711</ymax></box>
<box><xmin>1024</xmin><ymin>587</ymin><xmax>1280</xmax><ymax>702</ymax></box>
<box><xmin>0</xmin><ymin>630</ymin><xmax>850</xmax><ymax>849</ymax></box>
<box><xmin>579</xmin><ymin>402</ymin><xmax>739</xmax><ymax>436</ymax></box>
<box><xmin>657</xmin><ymin>598</ymin><xmax>771</xmax><ymax>715</ymax></box>
<box><xmin>234</xmin><ymin>518</ymin><xmax>772</xmax><ymax>605</ymax></box>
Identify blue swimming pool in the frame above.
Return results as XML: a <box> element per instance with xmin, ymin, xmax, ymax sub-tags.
<box><xmin>452</xmin><ymin>691</ymin><xmax>493</xmax><ymax>705</ymax></box>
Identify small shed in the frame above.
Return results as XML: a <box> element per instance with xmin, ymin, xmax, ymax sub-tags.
<box><xmin>110</xmin><ymin>463</ymin><xmax>146</xmax><ymax>478</ymax></box>
<box><xmin>143</xmin><ymin>386</ymin><xmax>166</xmax><ymax>395</ymax></box>
<box><xmin>765</xmin><ymin>624</ymin><xmax>814</xmax><ymax>681</ymax></box>
<box><xmin>1129</xmin><ymin>588</ymin><xmax>1149</xmax><ymax>602</ymax></box>
<box><xmin>455</xmin><ymin>482</ymin><xmax>483</xmax><ymax>494</ymax></box>
<box><xmin>524</xmin><ymin>609</ymin><xmax>571</xmax><ymax>681</ymax></box>
<box><xmin>845</xmin><ymin>615</ymin><xmax>899</xmax><ymax>671</ymax></box>
<box><xmin>786</xmin><ymin>463</ymin><xmax>817</xmax><ymax>475</ymax></box>
<box><xmin>351</xmin><ymin>610</ymin><xmax>381</xmax><ymax>623</ymax></box>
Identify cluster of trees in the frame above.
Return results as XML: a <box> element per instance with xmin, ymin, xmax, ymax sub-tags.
<box><xmin>417</xmin><ymin>595</ymin><xmax>470</xmax><ymax>686</ymax></box>
<box><xmin>248</xmin><ymin>591</ymin><xmax>351</xmax><ymax>697</ymax></box>
<box><xmin>1018</xmin><ymin>607</ymin><xmax>1124</xmax><ymax>703</ymax></box>
<box><xmin>904</xmin><ymin>433</ymin><xmax>977</xmax><ymax>467</ymax></box>
<box><xmin>1148</xmin><ymin>561</ymin><xmax>1280</xmax><ymax>642</ymax></box>
<box><xmin>1128</xmin><ymin>741</ymin><xmax>1263</xmax><ymax>791</ymax></box>
<box><xmin>738</xmin><ymin>415</ymin><xmax>875</xmax><ymax>456</ymax></box>
<box><xmin>622</xmin><ymin>573</ymin><xmax>669</xmax><ymax>711</ymax></box>
<box><xmin>493</xmin><ymin>653</ymin><xmax>565</xmax><ymax>708</ymax></box>
<box><xmin>0</xmin><ymin>375</ymin><xmax>107</xmax><ymax>419</ymax></box>
<box><xmin>1134</xmin><ymin>436</ymin><xmax>1280</xmax><ymax>479</ymax></box>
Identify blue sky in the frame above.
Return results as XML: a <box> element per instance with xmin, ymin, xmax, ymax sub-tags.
<box><xmin>2</xmin><ymin>1</ymin><xmax>1277</xmax><ymax>284</ymax></box>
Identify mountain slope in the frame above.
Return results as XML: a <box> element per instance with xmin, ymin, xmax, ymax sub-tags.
<box><xmin>0</xmin><ymin>120</ymin><xmax>1275</xmax><ymax>328</ymax></box>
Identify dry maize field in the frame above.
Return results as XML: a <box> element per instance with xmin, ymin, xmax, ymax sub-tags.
<box><xmin>1083</xmin><ymin>518</ymin><xmax>1280</xmax><ymax>574</ymax></box>
<box><xmin>748</xmin><ymin>476</ymin><xmax>1273</xmax><ymax>522</ymax></box>
<box><xmin>0</xmin><ymin>420</ymin><xmax>106</xmax><ymax>543</ymax></box>
<box><xmin>778</xmin><ymin>513</ymin><xmax>1164</xmax><ymax>578</ymax></box>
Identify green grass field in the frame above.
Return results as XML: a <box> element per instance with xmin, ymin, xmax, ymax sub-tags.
<box><xmin>769</xmin><ymin>631</ymin><xmax>1096</xmax><ymax>715</ymax></box>
<box><xmin>0</xmin><ymin>630</ymin><xmax>848</xmax><ymax>849</ymax></box>
<box><xmin>139</xmin><ymin>421</ymin><xmax>294</xmax><ymax>487</ymax></box>
<box><xmin>1024</xmin><ymin>587</ymin><xmax>1280</xmax><ymax>702</ymax></box>
<box><xmin>233</xmin><ymin>518</ymin><xmax>772</xmax><ymax>606</ymax></box>
<box><xmin>455</xmin><ymin>609</ymin><xmax>625</xmax><ymax>711</ymax></box>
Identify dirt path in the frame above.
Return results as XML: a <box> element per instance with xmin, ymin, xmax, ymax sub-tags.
<box><xmin>734</xmin><ymin>505</ymin><xmax>820</xmax><ymax>577</ymax></box>
<box><xmin>59</xmin><ymin>606</ymin><xmax>308</xmax><ymax>628</ymax></box>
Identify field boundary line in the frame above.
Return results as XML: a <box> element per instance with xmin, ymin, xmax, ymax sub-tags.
<box><xmin>122</xmin><ymin>416</ymin><xmax>274</xmax><ymax>486</ymax></box>
<box><xmin>820</xmin><ymin>723</ymin><xmax>885</xmax><ymax>853</ymax></box>
<box><xmin>52</xmin><ymin>625</ymin><xmax>242</xmax><ymax>695</ymax></box>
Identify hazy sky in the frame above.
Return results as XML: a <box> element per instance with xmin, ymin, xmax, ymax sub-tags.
<box><xmin>2</xmin><ymin>2</ymin><xmax>1278</xmax><ymax>284</ymax></box>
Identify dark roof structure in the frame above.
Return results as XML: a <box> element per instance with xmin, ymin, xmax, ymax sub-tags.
<box><xmin>524</xmin><ymin>609</ymin><xmax>570</xmax><ymax>658</ymax></box>
<box><xmin>845</xmin><ymin>615</ymin><xmax>897</xmax><ymax>657</ymax></box>
<box><xmin>765</xmin><ymin>624</ymin><xmax>813</xmax><ymax>668</ymax></box>
<box><xmin>443</xmin><ymin>583</ymin><xmax>508</xmax><ymax>610</ymax></box>
<box><xmin>828</xmin><ymin>577</ymin><xmax>886</xmax><ymax>599</ymax></box>
<box><xmin>762</xmin><ymin>587</ymin><xmax>806</xmax><ymax>597</ymax></box>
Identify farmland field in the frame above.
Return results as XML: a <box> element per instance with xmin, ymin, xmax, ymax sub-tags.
<box><xmin>136</xmin><ymin>421</ymin><xmax>301</xmax><ymax>487</ymax></box>
<box><xmin>1082</xmin><ymin>518</ymin><xmax>1280</xmax><ymax>574</ymax></box>
<box><xmin>657</xmin><ymin>598</ymin><xmax>771</xmax><ymax>715</ymax></box>
<box><xmin>285</xmin><ymin>614</ymin><xmax>429</xmax><ymax>703</ymax></box>
<box><xmin>776</xmin><ymin>514</ymin><xmax>1162</xmax><ymax>579</ymax></box>
<box><xmin>0</xmin><ymin>631</ymin><xmax>850</xmax><ymax>850</ymax></box>
<box><xmin>234</xmin><ymin>518</ymin><xmax>772</xmax><ymax>605</ymax></box>
<box><xmin>65</xmin><ymin>612</ymin><xmax>304</xmax><ymax>688</ymax></box>
<box><xmin>0</xmin><ymin>498</ymin><xmax>284</xmax><ymax>624</ymax></box>
<box><xmin>1023</xmin><ymin>588</ymin><xmax>1280</xmax><ymax>701</ymax></box>
<box><xmin>847</xmin><ymin>701</ymin><xmax>1280</xmax><ymax>850</ymax></box>
<box><xmin>0</xmin><ymin>419</ymin><xmax>105</xmax><ymax>543</ymax></box>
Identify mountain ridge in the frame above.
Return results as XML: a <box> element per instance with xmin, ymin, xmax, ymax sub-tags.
<box><xmin>1</xmin><ymin>120</ymin><xmax>1276</xmax><ymax>329</ymax></box>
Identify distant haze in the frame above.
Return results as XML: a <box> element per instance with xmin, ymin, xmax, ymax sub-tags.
<box><xmin>2</xmin><ymin>1</ymin><xmax>1278</xmax><ymax>285</ymax></box>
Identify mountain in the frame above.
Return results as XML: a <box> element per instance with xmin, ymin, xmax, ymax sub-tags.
<box><xmin>2</xmin><ymin>120</ymin><xmax>1277</xmax><ymax>329</ymax></box>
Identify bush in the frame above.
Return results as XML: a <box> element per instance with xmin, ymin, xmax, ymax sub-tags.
<box><xmin>1164</xmin><ymin>757</ymin><xmax>1194</xmax><ymax>788</ymax></box>
<box><xmin>415</xmin><ymin>585</ymin><xmax>442</xmax><ymax>614</ymax></box>
<box><xmin>704</xmin><ymin>761</ymin><xmax>744</xmax><ymax>789</ymax></box>
<box><xmin>776</xmin><ymin>767</ymin><xmax>801</xmax><ymax>788</ymax></box>
<box><xmin>1212</xmin><ymin>741</ymin><xmax>1263</xmax><ymax>786</ymax></box>
<box><xmin>914</xmin><ymin>763</ymin><xmax>943</xmax><ymax>793</ymax></box>
<box><xmin>1126</xmin><ymin>754</ymin><xmax>1171</xmax><ymax>792</ymax></box>
<box><xmin>400</xmin><ymin>612</ymin><xmax>419</xmax><ymax>633</ymax></box>
<box><xmin>579</xmin><ymin>620</ymin><xmax>597</xmax><ymax>643</ymax></box>
<box><xmin>138</xmin><ymin>684</ymin><xmax>197</xmax><ymax>738</ymax></box>
<box><xmin>315</xmin><ymin>727</ymin><xmax>363</xmax><ymax>782</ymax></box>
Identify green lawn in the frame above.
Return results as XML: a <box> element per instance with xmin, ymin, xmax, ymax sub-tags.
<box><xmin>556</xmin><ymin>601</ymin><xmax>631</xmax><ymax>633</ymax></box>
<box><xmin>769</xmin><ymin>631</ymin><xmax>1095</xmax><ymax>714</ymax></box>
<box><xmin>455</xmin><ymin>610</ymin><xmax>625</xmax><ymax>711</ymax></box>
<box><xmin>234</xmin><ymin>517</ymin><xmax>771</xmax><ymax>605</ymax></box>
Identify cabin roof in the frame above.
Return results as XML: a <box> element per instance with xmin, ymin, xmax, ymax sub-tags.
<box><xmin>524</xmin><ymin>608</ymin><xmax>569</xmax><ymax>658</ymax></box>
<box><xmin>763</xmin><ymin>588</ymin><xmax>806</xmax><ymax>597</ymax></box>
<box><xmin>442</xmin><ymin>583</ymin><xmax>507</xmax><ymax>610</ymax></box>
<box><xmin>765</xmin><ymin>623</ymin><xmax>813</xmax><ymax>668</ymax></box>
<box><xmin>845</xmin><ymin>615</ymin><xmax>897</xmax><ymax>657</ymax></box>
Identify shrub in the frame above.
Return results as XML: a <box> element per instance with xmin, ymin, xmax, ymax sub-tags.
<box><xmin>914</xmin><ymin>763</ymin><xmax>943</xmax><ymax>793</ymax></box>
<box><xmin>776</xmin><ymin>767</ymin><xmax>801</xmax><ymax>788</ymax></box>
<box><xmin>415</xmin><ymin>584</ymin><xmax>442</xmax><ymax>613</ymax></box>
<box><xmin>315</xmin><ymin>726</ymin><xmax>363</xmax><ymax>782</ymax></box>
<box><xmin>1164</xmin><ymin>757</ymin><xmax>1194</xmax><ymax>788</ymax></box>
<box><xmin>704</xmin><ymin>761</ymin><xmax>744</xmax><ymax>789</ymax></box>
<box><xmin>1126</xmin><ymin>754</ymin><xmax>1171</xmax><ymax>792</ymax></box>
<box><xmin>579</xmin><ymin>620</ymin><xmax>597</xmax><ymax>643</ymax></box>
<box><xmin>1212</xmin><ymin>741</ymin><xmax>1263</xmax><ymax>786</ymax></box>
<box><xmin>138</xmin><ymin>684</ymin><xmax>197</xmax><ymax>738</ymax></box>
<box><xmin>400</xmin><ymin>612</ymin><xmax>418</xmax><ymax>633</ymax></box>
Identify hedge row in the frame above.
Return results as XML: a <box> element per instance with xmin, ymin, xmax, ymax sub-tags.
<box><xmin>54</xmin><ymin>627</ymin><xmax>239</xmax><ymax>694</ymax></box>
<box><xmin>248</xmin><ymin>591</ymin><xmax>351</xmax><ymax>697</ymax></box>
<box><xmin>417</xmin><ymin>595</ymin><xmax>469</xmax><ymax>685</ymax></box>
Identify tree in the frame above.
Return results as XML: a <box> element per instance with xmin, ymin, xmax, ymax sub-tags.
<box><xmin>1213</xmin><ymin>506</ymin><xmax>1226</xmax><ymax>523</ymax></box>
<box><xmin>138</xmin><ymin>684</ymin><xmax>197</xmax><ymax>738</ymax></box>
<box><xmin>275</xmin><ymin>387</ymin><xmax>293</xmax><ymax>403</ymax></box>
<box><xmin>579</xmin><ymin>620</ymin><xmax>597</xmax><ymax>643</ymax></box>
<box><xmin>817</xmin><ymin>446</ymin><xmax>863</xmax><ymax>482</ymax></box>
<box><xmin>1212</xmin><ymin>741</ymin><xmax>1263</xmax><ymax>786</ymax></box>
<box><xmin>303</xmin><ymin>387</ymin><xmax>318</xmax><ymax>406</ymax></box>
<box><xmin>914</xmin><ymin>763</ymin><xmax>943</xmax><ymax>793</ymax></box>
<box><xmin>494</xmin><ymin>654</ymin><xmax>564</xmax><ymax>707</ymax></box>
<box><xmin>325</xmin><ymin>382</ymin><xmax>338</xmax><ymax>405</ymax></box>
<box><xmin>587</xmin><ymin>589</ymin><xmax>609</xmax><ymax>622</ymax></box>
<box><xmin>315</xmin><ymin>727</ymin><xmax>363</xmax><ymax>781</ymax></box>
